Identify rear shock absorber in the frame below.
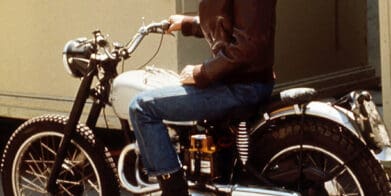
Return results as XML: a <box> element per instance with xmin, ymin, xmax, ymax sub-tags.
<box><xmin>236</xmin><ymin>122</ymin><xmax>249</xmax><ymax>165</ymax></box>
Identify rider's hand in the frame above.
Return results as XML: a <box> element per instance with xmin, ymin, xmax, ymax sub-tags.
<box><xmin>167</xmin><ymin>15</ymin><xmax>186</xmax><ymax>34</ymax></box>
<box><xmin>180</xmin><ymin>65</ymin><xmax>196</xmax><ymax>85</ymax></box>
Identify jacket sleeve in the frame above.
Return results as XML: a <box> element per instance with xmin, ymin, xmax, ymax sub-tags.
<box><xmin>193</xmin><ymin>28</ymin><xmax>264</xmax><ymax>88</ymax></box>
<box><xmin>181</xmin><ymin>16</ymin><xmax>204</xmax><ymax>38</ymax></box>
<box><xmin>193</xmin><ymin>0</ymin><xmax>276</xmax><ymax>88</ymax></box>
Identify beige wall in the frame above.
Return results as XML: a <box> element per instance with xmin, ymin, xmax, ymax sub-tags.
<box><xmin>0</xmin><ymin>1</ymin><xmax>177</xmax><ymax>98</ymax></box>
<box><xmin>379</xmin><ymin>0</ymin><xmax>391</xmax><ymax>131</ymax></box>
<box><xmin>0</xmin><ymin>1</ymin><xmax>178</xmax><ymax>125</ymax></box>
<box><xmin>0</xmin><ymin>0</ymin><xmax>374</xmax><ymax>127</ymax></box>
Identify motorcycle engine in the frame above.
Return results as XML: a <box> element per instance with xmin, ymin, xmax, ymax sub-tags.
<box><xmin>184</xmin><ymin>134</ymin><xmax>218</xmax><ymax>180</ymax></box>
<box><xmin>173</xmin><ymin>124</ymin><xmax>235</xmax><ymax>182</ymax></box>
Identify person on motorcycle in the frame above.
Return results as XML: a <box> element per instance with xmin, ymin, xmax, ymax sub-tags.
<box><xmin>129</xmin><ymin>0</ymin><xmax>277</xmax><ymax>195</ymax></box>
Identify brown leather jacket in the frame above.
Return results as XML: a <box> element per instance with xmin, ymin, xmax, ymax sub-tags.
<box><xmin>181</xmin><ymin>0</ymin><xmax>277</xmax><ymax>88</ymax></box>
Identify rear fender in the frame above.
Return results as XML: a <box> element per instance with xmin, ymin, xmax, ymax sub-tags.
<box><xmin>250</xmin><ymin>101</ymin><xmax>364</xmax><ymax>143</ymax></box>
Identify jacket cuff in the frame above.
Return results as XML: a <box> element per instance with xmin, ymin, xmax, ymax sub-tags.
<box><xmin>181</xmin><ymin>16</ymin><xmax>199</xmax><ymax>37</ymax></box>
<box><xmin>193</xmin><ymin>64</ymin><xmax>210</xmax><ymax>88</ymax></box>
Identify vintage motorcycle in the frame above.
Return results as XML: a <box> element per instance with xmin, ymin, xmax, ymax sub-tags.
<box><xmin>1</xmin><ymin>20</ymin><xmax>391</xmax><ymax>195</ymax></box>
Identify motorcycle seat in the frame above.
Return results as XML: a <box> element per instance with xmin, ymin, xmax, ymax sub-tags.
<box><xmin>264</xmin><ymin>87</ymin><xmax>317</xmax><ymax>113</ymax></box>
<box><xmin>229</xmin><ymin>88</ymin><xmax>317</xmax><ymax>123</ymax></box>
<box><xmin>279</xmin><ymin>87</ymin><xmax>317</xmax><ymax>104</ymax></box>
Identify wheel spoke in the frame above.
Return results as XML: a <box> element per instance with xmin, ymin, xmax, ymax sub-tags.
<box><xmin>64</xmin><ymin>156</ymin><xmax>84</xmax><ymax>169</ymax></box>
<box><xmin>7</xmin><ymin>123</ymin><xmax>110</xmax><ymax>195</ymax></box>
<box><xmin>70</xmin><ymin>146</ymin><xmax>79</xmax><ymax>162</ymax></box>
<box><xmin>306</xmin><ymin>153</ymin><xmax>318</xmax><ymax>168</ymax></box>
<box><xmin>80</xmin><ymin>170</ymin><xmax>99</xmax><ymax>191</ymax></box>
<box><xmin>87</xmin><ymin>179</ymin><xmax>100</xmax><ymax>193</ymax></box>
<box><xmin>25</xmin><ymin>169</ymin><xmax>48</xmax><ymax>180</ymax></box>
<box><xmin>39</xmin><ymin>137</ymin><xmax>49</xmax><ymax>169</ymax></box>
<box><xmin>21</xmin><ymin>183</ymin><xmax>47</xmax><ymax>194</ymax></box>
<box><xmin>57</xmin><ymin>178</ymin><xmax>82</xmax><ymax>185</ymax></box>
<box><xmin>21</xmin><ymin>176</ymin><xmax>46</xmax><ymax>193</ymax></box>
<box><xmin>25</xmin><ymin>166</ymin><xmax>46</xmax><ymax>187</ymax></box>
<box><xmin>263</xmin><ymin>146</ymin><xmax>364</xmax><ymax>195</ymax></box>
<box><xmin>24</xmin><ymin>159</ymin><xmax>55</xmax><ymax>164</ymax></box>
<box><xmin>27</xmin><ymin>152</ymin><xmax>46</xmax><ymax>185</ymax></box>
<box><xmin>328</xmin><ymin>164</ymin><xmax>348</xmax><ymax>180</ymax></box>
<box><xmin>40</xmin><ymin>142</ymin><xmax>57</xmax><ymax>156</ymax></box>
<box><xmin>323</xmin><ymin>156</ymin><xmax>328</xmax><ymax>173</ymax></box>
<box><xmin>58</xmin><ymin>183</ymin><xmax>74</xmax><ymax>195</ymax></box>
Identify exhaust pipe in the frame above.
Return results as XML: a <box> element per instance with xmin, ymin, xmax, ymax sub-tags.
<box><xmin>118</xmin><ymin>143</ymin><xmax>160</xmax><ymax>194</ymax></box>
<box><xmin>118</xmin><ymin>144</ymin><xmax>300</xmax><ymax>195</ymax></box>
<box><xmin>210</xmin><ymin>184</ymin><xmax>300</xmax><ymax>196</ymax></box>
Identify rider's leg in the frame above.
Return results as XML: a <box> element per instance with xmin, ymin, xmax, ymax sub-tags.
<box><xmin>157</xmin><ymin>169</ymin><xmax>188</xmax><ymax>196</ymax></box>
<box><xmin>129</xmin><ymin>82</ymin><xmax>273</xmax><ymax>194</ymax></box>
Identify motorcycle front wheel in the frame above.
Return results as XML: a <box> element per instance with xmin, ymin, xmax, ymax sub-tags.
<box><xmin>250</xmin><ymin>116</ymin><xmax>390</xmax><ymax>196</ymax></box>
<box><xmin>1</xmin><ymin>115</ymin><xmax>120</xmax><ymax>196</ymax></box>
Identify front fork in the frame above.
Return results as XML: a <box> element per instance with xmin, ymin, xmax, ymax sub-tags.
<box><xmin>46</xmin><ymin>61</ymin><xmax>101</xmax><ymax>194</ymax></box>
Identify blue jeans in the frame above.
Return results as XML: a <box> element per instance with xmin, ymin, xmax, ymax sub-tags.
<box><xmin>129</xmin><ymin>82</ymin><xmax>273</xmax><ymax>176</ymax></box>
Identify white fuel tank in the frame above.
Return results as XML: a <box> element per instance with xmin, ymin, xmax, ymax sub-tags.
<box><xmin>110</xmin><ymin>67</ymin><xmax>180</xmax><ymax>119</ymax></box>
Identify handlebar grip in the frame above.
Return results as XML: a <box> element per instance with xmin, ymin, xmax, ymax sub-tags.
<box><xmin>160</xmin><ymin>20</ymin><xmax>170</xmax><ymax>31</ymax></box>
<box><xmin>145</xmin><ymin>20</ymin><xmax>171</xmax><ymax>33</ymax></box>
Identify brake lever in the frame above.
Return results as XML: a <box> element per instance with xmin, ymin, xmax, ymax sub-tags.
<box><xmin>149</xmin><ymin>28</ymin><xmax>175</xmax><ymax>37</ymax></box>
<box><xmin>148</xmin><ymin>20</ymin><xmax>175</xmax><ymax>37</ymax></box>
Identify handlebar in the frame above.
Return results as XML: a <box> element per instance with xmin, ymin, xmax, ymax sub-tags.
<box><xmin>88</xmin><ymin>20</ymin><xmax>170</xmax><ymax>61</ymax></box>
<box><xmin>125</xmin><ymin>20</ymin><xmax>170</xmax><ymax>56</ymax></box>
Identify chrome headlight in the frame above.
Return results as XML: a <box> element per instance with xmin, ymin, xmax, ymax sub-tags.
<box><xmin>62</xmin><ymin>38</ymin><xmax>93</xmax><ymax>78</ymax></box>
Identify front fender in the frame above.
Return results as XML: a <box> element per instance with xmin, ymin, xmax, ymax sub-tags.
<box><xmin>251</xmin><ymin>101</ymin><xmax>363</xmax><ymax>142</ymax></box>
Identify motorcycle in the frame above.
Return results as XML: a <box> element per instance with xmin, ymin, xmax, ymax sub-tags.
<box><xmin>1</xmin><ymin>20</ymin><xmax>391</xmax><ymax>195</ymax></box>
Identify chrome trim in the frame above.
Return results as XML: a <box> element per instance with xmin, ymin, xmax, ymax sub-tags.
<box><xmin>209</xmin><ymin>184</ymin><xmax>300</xmax><ymax>196</ymax></box>
<box><xmin>162</xmin><ymin>120</ymin><xmax>197</xmax><ymax>126</ymax></box>
<box><xmin>376</xmin><ymin>146</ymin><xmax>391</xmax><ymax>163</ymax></box>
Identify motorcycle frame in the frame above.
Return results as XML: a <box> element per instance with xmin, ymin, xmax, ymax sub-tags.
<box><xmin>46</xmin><ymin>38</ymin><xmax>385</xmax><ymax>194</ymax></box>
<box><xmin>26</xmin><ymin>19</ymin><xmax>388</xmax><ymax>196</ymax></box>
<box><xmin>44</xmin><ymin>63</ymin><xmax>369</xmax><ymax>194</ymax></box>
<box><xmin>46</xmin><ymin>58</ymin><xmax>114</xmax><ymax>194</ymax></box>
<box><xmin>44</xmin><ymin>24</ymin><xmax>169</xmax><ymax>193</ymax></box>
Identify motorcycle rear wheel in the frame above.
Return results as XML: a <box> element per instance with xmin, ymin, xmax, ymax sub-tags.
<box><xmin>250</xmin><ymin>116</ymin><xmax>390</xmax><ymax>196</ymax></box>
<box><xmin>1</xmin><ymin>115</ymin><xmax>120</xmax><ymax>196</ymax></box>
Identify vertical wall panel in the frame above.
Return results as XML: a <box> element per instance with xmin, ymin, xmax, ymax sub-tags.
<box><xmin>379</xmin><ymin>0</ymin><xmax>391</xmax><ymax>131</ymax></box>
